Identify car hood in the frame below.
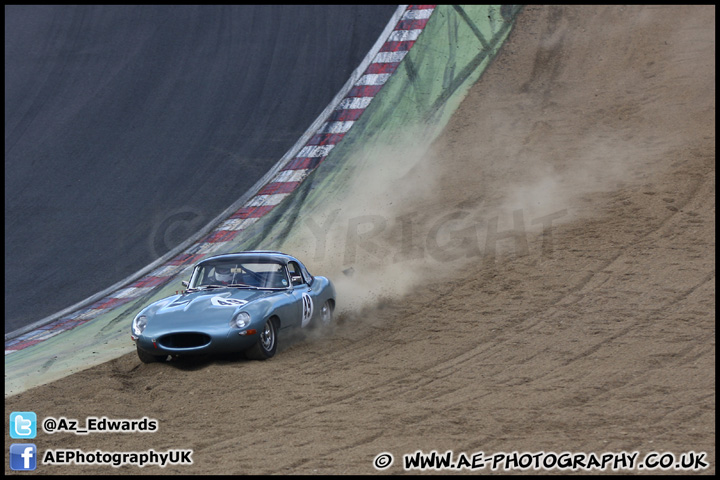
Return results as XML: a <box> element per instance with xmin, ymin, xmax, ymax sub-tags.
<box><xmin>146</xmin><ymin>288</ymin><xmax>276</xmax><ymax>330</ymax></box>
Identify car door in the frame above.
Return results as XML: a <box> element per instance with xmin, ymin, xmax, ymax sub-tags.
<box><xmin>288</xmin><ymin>261</ymin><xmax>318</xmax><ymax>328</ymax></box>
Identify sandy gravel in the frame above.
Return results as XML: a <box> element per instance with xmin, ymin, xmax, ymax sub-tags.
<box><xmin>5</xmin><ymin>5</ymin><xmax>714</xmax><ymax>475</ymax></box>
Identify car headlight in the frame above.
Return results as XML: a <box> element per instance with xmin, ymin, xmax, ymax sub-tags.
<box><xmin>230</xmin><ymin>312</ymin><xmax>251</xmax><ymax>329</ymax></box>
<box><xmin>132</xmin><ymin>314</ymin><xmax>148</xmax><ymax>336</ymax></box>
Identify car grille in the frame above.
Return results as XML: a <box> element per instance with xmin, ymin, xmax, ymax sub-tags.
<box><xmin>157</xmin><ymin>332</ymin><xmax>211</xmax><ymax>349</ymax></box>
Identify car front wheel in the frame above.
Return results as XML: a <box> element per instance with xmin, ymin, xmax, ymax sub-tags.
<box><xmin>244</xmin><ymin>318</ymin><xmax>278</xmax><ymax>360</ymax></box>
<box><xmin>312</xmin><ymin>300</ymin><xmax>334</xmax><ymax>329</ymax></box>
<box><xmin>136</xmin><ymin>344</ymin><xmax>167</xmax><ymax>364</ymax></box>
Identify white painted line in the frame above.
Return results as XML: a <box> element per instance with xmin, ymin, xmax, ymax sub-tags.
<box><xmin>272</xmin><ymin>169</ymin><xmax>310</xmax><ymax>183</ymax></box>
<box><xmin>297</xmin><ymin>144</ymin><xmax>335</xmax><ymax>158</ymax></box>
<box><xmin>218</xmin><ymin>217</ymin><xmax>260</xmax><ymax>231</ymax></box>
<box><xmin>150</xmin><ymin>264</ymin><xmax>191</xmax><ymax>278</ymax></box>
<box><xmin>113</xmin><ymin>286</ymin><xmax>156</xmax><ymax>299</ymax></box>
<box><xmin>74</xmin><ymin>308</ymin><xmax>105</xmax><ymax>321</ymax></box>
<box><xmin>318</xmin><ymin>121</ymin><xmax>354</xmax><ymax>134</ymax></box>
<box><xmin>337</xmin><ymin>97</ymin><xmax>373</xmax><ymax>110</ymax></box>
<box><xmin>372</xmin><ymin>51</ymin><xmax>408</xmax><ymax>64</ymax></box>
<box><xmin>388</xmin><ymin>29</ymin><xmax>422</xmax><ymax>42</ymax></box>
<box><xmin>194</xmin><ymin>242</ymin><xmax>230</xmax><ymax>255</ymax></box>
<box><xmin>356</xmin><ymin>73</ymin><xmax>392</xmax><ymax>86</ymax></box>
<box><xmin>33</xmin><ymin>329</ymin><xmax>67</xmax><ymax>342</ymax></box>
<box><xmin>247</xmin><ymin>193</ymin><xmax>290</xmax><ymax>207</ymax></box>
<box><xmin>402</xmin><ymin>8</ymin><xmax>434</xmax><ymax>20</ymax></box>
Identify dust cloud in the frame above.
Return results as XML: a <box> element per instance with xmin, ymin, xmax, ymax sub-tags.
<box><xmin>281</xmin><ymin>124</ymin><xmax>643</xmax><ymax>319</ymax></box>
<box><xmin>281</xmin><ymin>3</ymin><xmax>715</xmax><ymax>323</ymax></box>
<box><xmin>280</xmin><ymin>136</ymin><xmax>446</xmax><ymax>317</ymax></box>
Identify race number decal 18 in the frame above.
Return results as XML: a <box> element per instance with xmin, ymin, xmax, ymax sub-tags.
<box><xmin>301</xmin><ymin>293</ymin><xmax>314</xmax><ymax>327</ymax></box>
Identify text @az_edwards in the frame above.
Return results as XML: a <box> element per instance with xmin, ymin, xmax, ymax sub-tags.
<box><xmin>42</xmin><ymin>416</ymin><xmax>157</xmax><ymax>434</ymax></box>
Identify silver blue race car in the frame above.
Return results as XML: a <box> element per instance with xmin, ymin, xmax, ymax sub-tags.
<box><xmin>130</xmin><ymin>251</ymin><xmax>336</xmax><ymax>363</ymax></box>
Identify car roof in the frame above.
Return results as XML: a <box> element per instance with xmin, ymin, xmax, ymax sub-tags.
<box><xmin>198</xmin><ymin>251</ymin><xmax>298</xmax><ymax>265</ymax></box>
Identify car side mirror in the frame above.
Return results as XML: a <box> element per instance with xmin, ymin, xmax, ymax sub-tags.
<box><xmin>182</xmin><ymin>281</ymin><xmax>189</xmax><ymax>288</ymax></box>
<box><xmin>291</xmin><ymin>275</ymin><xmax>303</xmax><ymax>286</ymax></box>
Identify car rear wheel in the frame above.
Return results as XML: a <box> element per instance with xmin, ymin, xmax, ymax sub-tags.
<box><xmin>244</xmin><ymin>318</ymin><xmax>278</xmax><ymax>360</ymax></box>
<box><xmin>136</xmin><ymin>344</ymin><xmax>167</xmax><ymax>364</ymax></box>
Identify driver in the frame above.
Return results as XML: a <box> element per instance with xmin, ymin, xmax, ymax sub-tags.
<box><xmin>214</xmin><ymin>265</ymin><xmax>233</xmax><ymax>285</ymax></box>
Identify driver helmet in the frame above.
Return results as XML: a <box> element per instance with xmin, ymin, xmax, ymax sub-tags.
<box><xmin>215</xmin><ymin>265</ymin><xmax>233</xmax><ymax>283</ymax></box>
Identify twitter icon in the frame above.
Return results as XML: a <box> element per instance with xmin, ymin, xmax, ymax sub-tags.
<box><xmin>10</xmin><ymin>412</ymin><xmax>37</xmax><ymax>439</ymax></box>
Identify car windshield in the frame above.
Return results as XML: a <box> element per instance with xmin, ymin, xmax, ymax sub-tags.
<box><xmin>189</xmin><ymin>260</ymin><xmax>289</xmax><ymax>290</ymax></box>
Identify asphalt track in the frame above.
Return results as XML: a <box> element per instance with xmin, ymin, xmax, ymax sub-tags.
<box><xmin>4</xmin><ymin>5</ymin><xmax>398</xmax><ymax>334</ymax></box>
<box><xmin>4</xmin><ymin>5</ymin><xmax>519</xmax><ymax>397</ymax></box>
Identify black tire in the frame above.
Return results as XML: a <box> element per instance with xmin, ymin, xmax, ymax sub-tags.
<box><xmin>244</xmin><ymin>318</ymin><xmax>278</xmax><ymax>360</ymax></box>
<box><xmin>312</xmin><ymin>300</ymin><xmax>334</xmax><ymax>329</ymax></box>
<box><xmin>136</xmin><ymin>344</ymin><xmax>166</xmax><ymax>364</ymax></box>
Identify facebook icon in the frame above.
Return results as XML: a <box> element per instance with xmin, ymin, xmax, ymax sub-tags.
<box><xmin>10</xmin><ymin>444</ymin><xmax>37</xmax><ymax>471</ymax></box>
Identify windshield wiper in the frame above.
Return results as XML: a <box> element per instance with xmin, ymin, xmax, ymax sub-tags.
<box><xmin>192</xmin><ymin>283</ymin><xmax>275</xmax><ymax>290</ymax></box>
<box><xmin>194</xmin><ymin>283</ymin><xmax>255</xmax><ymax>290</ymax></box>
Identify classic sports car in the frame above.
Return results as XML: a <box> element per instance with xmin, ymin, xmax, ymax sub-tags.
<box><xmin>130</xmin><ymin>251</ymin><xmax>336</xmax><ymax>363</ymax></box>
